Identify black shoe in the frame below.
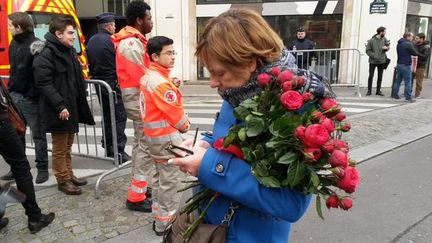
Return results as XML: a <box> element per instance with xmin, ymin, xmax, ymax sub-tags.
<box><xmin>28</xmin><ymin>213</ymin><xmax>55</xmax><ymax>234</ymax></box>
<box><xmin>146</xmin><ymin>187</ymin><xmax>152</xmax><ymax>199</ymax></box>
<box><xmin>126</xmin><ymin>199</ymin><xmax>152</xmax><ymax>212</ymax></box>
<box><xmin>35</xmin><ymin>170</ymin><xmax>49</xmax><ymax>184</ymax></box>
<box><xmin>0</xmin><ymin>217</ymin><xmax>9</xmax><ymax>230</ymax></box>
<box><xmin>376</xmin><ymin>91</ymin><xmax>384</xmax><ymax>96</ymax></box>
<box><xmin>152</xmin><ymin>221</ymin><xmax>165</xmax><ymax>236</ymax></box>
<box><xmin>366</xmin><ymin>91</ymin><xmax>371</xmax><ymax>96</ymax></box>
<box><xmin>120</xmin><ymin>151</ymin><xmax>131</xmax><ymax>163</ymax></box>
<box><xmin>0</xmin><ymin>171</ymin><xmax>14</xmax><ymax>181</ymax></box>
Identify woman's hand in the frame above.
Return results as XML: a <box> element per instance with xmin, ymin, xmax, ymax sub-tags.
<box><xmin>59</xmin><ymin>108</ymin><xmax>69</xmax><ymax>121</ymax></box>
<box><xmin>180</xmin><ymin>139</ymin><xmax>211</xmax><ymax>150</ymax></box>
<box><xmin>171</xmin><ymin>146</ymin><xmax>208</xmax><ymax>177</ymax></box>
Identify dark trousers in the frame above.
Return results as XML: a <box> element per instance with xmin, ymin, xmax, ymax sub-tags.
<box><xmin>367</xmin><ymin>63</ymin><xmax>385</xmax><ymax>92</ymax></box>
<box><xmin>96</xmin><ymin>82</ymin><xmax>127</xmax><ymax>153</ymax></box>
<box><xmin>0</xmin><ymin>119</ymin><xmax>41</xmax><ymax>221</ymax></box>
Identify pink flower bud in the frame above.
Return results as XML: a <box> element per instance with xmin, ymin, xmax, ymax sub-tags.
<box><xmin>282</xmin><ymin>81</ymin><xmax>293</xmax><ymax>91</ymax></box>
<box><xmin>294</xmin><ymin>126</ymin><xmax>306</xmax><ymax>140</ymax></box>
<box><xmin>341</xmin><ymin>122</ymin><xmax>351</xmax><ymax>132</ymax></box>
<box><xmin>278</xmin><ymin>70</ymin><xmax>294</xmax><ymax>83</ymax></box>
<box><xmin>311</xmin><ymin>110</ymin><xmax>323</xmax><ymax>121</ymax></box>
<box><xmin>320</xmin><ymin>117</ymin><xmax>335</xmax><ymax>133</ymax></box>
<box><xmin>302</xmin><ymin>92</ymin><xmax>314</xmax><ymax>102</ymax></box>
<box><xmin>326</xmin><ymin>194</ymin><xmax>339</xmax><ymax>209</ymax></box>
<box><xmin>320</xmin><ymin>98</ymin><xmax>338</xmax><ymax>111</ymax></box>
<box><xmin>293</xmin><ymin>75</ymin><xmax>306</xmax><ymax>87</ymax></box>
<box><xmin>330</xmin><ymin>166</ymin><xmax>345</xmax><ymax>179</ymax></box>
<box><xmin>340</xmin><ymin>198</ymin><xmax>353</xmax><ymax>210</ymax></box>
<box><xmin>257</xmin><ymin>73</ymin><xmax>271</xmax><ymax>87</ymax></box>
<box><xmin>304</xmin><ymin>147</ymin><xmax>322</xmax><ymax>161</ymax></box>
<box><xmin>329</xmin><ymin>150</ymin><xmax>349</xmax><ymax>168</ymax></box>
<box><xmin>322</xmin><ymin>140</ymin><xmax>335</xmax><ymax>153</ymax></box>
<box><xmin>335</xmin><ymin>112</ymin><xmax>346</xmax><ymax>122</ymax></box>
<box><xmin>334</xmin><ymin>139</ymin><xmax>349</xmax><ymax>152</ymax></box>
<box><xmin>271</xmin><ymin>67</ymin><xmax>281</xmax><ymax>77</ymax></box>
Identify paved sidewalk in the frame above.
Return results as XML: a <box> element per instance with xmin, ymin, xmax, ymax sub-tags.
<box><xmin>0</xmin><ymin>80</ymin><xmax>431</xmax><ymax>242</ymax></box>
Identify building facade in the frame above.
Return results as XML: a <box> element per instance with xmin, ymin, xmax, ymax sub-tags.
<box><xmin>74</xmin><ymin>0</ymin><xmax>432</xmax><ymax>87</ymax></box>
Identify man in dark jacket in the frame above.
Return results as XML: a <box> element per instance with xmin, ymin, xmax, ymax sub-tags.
<box><xmin>1</xmin><ymin>12</ymin><xmax>49</xmax><ymax>184</ymax></box>
<box><xmin>391</xmin><ymin>32</ymin><xmax>422</xmax><ymax>102</ymax></box>
<box><xmin>365</xmin><ymin>26</ymin><xmax>390</xmax><ymax>96</ymax></box>
<box><xmin>86</xmin><ymin>12</ymin><xmax>130</xmax><ymax>162</ymax></box>
<box><xmin>288</xmin><ymin>27</ymin><xmax>315</xmax><ymax>70</ymax></box>
<box><xmin>413</xmin><ymin>33</ymin><xmax>431</xmax><ymax>98</ymax></box>
<box><xmin>33</xmin><ymin>16</ymin><xmax>95</xmax><ymax>195</ymax></box>
<box><xmin>0</xmin><ymin>79</ymin><xmax>54</xmax><ymax>234</ymax></box>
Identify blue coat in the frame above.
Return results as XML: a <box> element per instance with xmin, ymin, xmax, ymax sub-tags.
<box><xmin>199</xmin><ymin>101</ymin><xmax>312</xmax><ymax>243</ymax></box>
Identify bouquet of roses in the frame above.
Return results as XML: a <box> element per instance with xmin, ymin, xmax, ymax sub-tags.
<box><xmin>179</xmin><ymin>67</ymin><xmax>360</xmax><ymax>242</ymax></box>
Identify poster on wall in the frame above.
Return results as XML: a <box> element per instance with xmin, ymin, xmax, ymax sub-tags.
<box><xmin>370</xmin><ymin>0</ymin><xmax>388</xmax><ymax>14</ymax></box>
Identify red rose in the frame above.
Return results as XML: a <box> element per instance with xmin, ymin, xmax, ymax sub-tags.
<box><xmin>341</xmin><ymin>122</ymin><xmax>351</xmax><ymax>132</ymax></box>
<box><xmin>329</xmin><ymin>150</ymin><xmax>349</xmax><ymax>168</ymax></box>
<box><xmin>339</xmin><ymin>198</ymin><xmax>353</xmax><ymax>210</ymax></box>
<box><xmin>294</xmin><ymin>126</ymin><xmax>306</xmax><ymax>140</ymax></box>
<box><xmin>311</xmin><ymin>111</ymin><xmax>323</xmax><ymax>121</ymax></box>
<box><xmin>326</xmin><ymin>194</ymin><xmax>339</xmax><ymax>209</ymax></box>
<box><xmin>280</xmin><ymin>90</ymin><xmax>303</xmax><ymax>111</ymax></box>
<box><xmin>304</xmin><ymin>147</ymin><xmax>322</xmax><ymax>161</ymax></box>
<box><xmin>320</xmin><ymin>117</ymin><xmax>335</xmax><ymax>133</ymax></box>
<box><xmin>278</xmin><ymin>70</ymin><xmax>294</xmax><ymax>83</ymax></box>
<box><xmin>257</xmin><ymin>73</ymin><xmax>271</xmax><ymax>87</ymax></box>
<box><xmin>302</xmin><ymin>92</ymin><xmax>314</xmax><ymax>102</ymax></box>
<box><xmin>335</xmin><ymin>112</ymin><xmax>346</xmax><ymax>122</ymax></box>
<box><xmin>320</xmin><ymin>98</ymin><xmax>338</xmax><ymax>111</ymax></box>
<box><xmin>337</xmin><ymin>166</ymin><xmax>360</xmax><ymax>194</ymax></box>
<box><xmin>335</xmin><ymin>139</ymin><xmax>349</xmax><ymax>152</ymax></box>
<box><xmin>322</xmin><ymin>140</ymin><xmax>335</xmax><ymax>153</ymax></box>
<box><xmin>301</xmin><ymin>124</ymin><xmax>330</xmax><ymax>148</ymax></box>
<box><xmin>213</xmin><ymin>138</ymin><xmax>245</xmax><ymax>160</ymax></box>
<box><xmin>292</xmin><ymin>75</ymin><xmax>306</xmax><ymax>87</ymax></box>
<box><xmin>282</xmin><ymin>81</ymin><xmax>293</xmax><ymax>91</ymax></box>
<box><xmin>271</xmin><ymin>67</ymin><xmax>281</xmax><ymax>77</ymax></box>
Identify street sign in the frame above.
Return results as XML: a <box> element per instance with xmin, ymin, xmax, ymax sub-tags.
<box><xmin>370</xmin><ymin>0</ymin><xmax>387</xmax><ymax>14</ymax></box>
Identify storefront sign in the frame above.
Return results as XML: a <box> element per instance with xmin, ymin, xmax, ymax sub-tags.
<box><xmin>370</xmin><ymin>0</ymin><xmax>387</xmax><ymax>14</ymax></box>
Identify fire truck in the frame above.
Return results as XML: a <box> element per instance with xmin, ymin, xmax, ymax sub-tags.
<box><xmin>0</xmin><ymin>0</ymin><xmax>88</xmax><ymax>80</ymax></box>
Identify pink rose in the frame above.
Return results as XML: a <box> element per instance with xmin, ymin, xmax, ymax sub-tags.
<box><xmin>337</xmin><ymin>166</ymin><xmax>360</xmax><ymax>194</ymax></box>
<box><xmin>329</xmin><ymin>150</ymin><xmax>349</xmax><ymax>168</ymax></box>
<box><xmin>280</xmin><ymin>90</ymin><xmax>303</xmax><ymax>111</ymax></box>
<box><xmin>339</xmin><ymin>198</ymin><xmax>353</xmax><ymax>210</ymax></box>
<box><xmin>335</xmin><ymin>140</ymin><xmax>349</xmax><ymax>152</ymax></box>
<box><xmin>294</xmin><ymin>126</ymin><xmax>306</xmax><ymax>140</ymax></box>
<box><xmin>278</xmin><ymin>70</ymin><xmax>294</xmax><ymax>83</ymax></box>
<box><xmin>330</xmin><ymin>166</ymin><xmax>345</xmax><ymax>179</ymax></box>
<box><xmin>301</xmin><ymin>124</ymin><xmax>330</xmax><ymax>148</ymax></box>
<box><xmin>282</xmin><ymin>81</ymin><xmax>293</xmax><ymax>91</ymax></box>
<box><xmin>311</xmin><ymin>111</ymin><xmax>323</xmax><ymax>121</ymax></box>
<box><xmin>302</xmin><ymin>92</ymin><xmax>314</xmax><ymax>102</ymax></box>
<box><xmin>335</xmin><ymin>112</ymin><xmax>346</xmax><ymax>122</ymax></box>
<box><xmin>257</xmin><ymin>73</ymin><xmax>271</xmax><ymax>87</ymax></box>
<box><xmin>326</xmin><ymin>194</ymin><xmax>339</xmax><ymax>209</ymax></box>
<box><xmin>271</xmin><ymin>67</ymin><xmax>281</xmax><ymax>77</ymax></box>
<box><xmin>292</xmin><ymin>75</ymin><xmax>306</xmax><ymax>88</ymax></box>
<box><xmin>341</xmin><ymin>122</ymin><xmax>351</xmax><ymax>132</ymax></box>
<box><xmin>320</xmin><ymin>117</ymin><xmax>335</xmax><ymax>133</ymax></box>
<box><xmin>322</xmin><ymin>140</ymin><xmax>335</xmax><ymax>153</ymax></box>
<box><xmin>320</xmin><ymin>98</ymin><xmax>338</xmax><ymax>110</ymax></box>
<box><xmin>304</xmin><ymin>147</ymin><xmax>322</xmax><ymax>161</ymax></box>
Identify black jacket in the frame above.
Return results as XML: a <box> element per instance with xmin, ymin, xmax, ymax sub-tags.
<box><xmin>287</xmin><ymin>38</ymin><xmax>316</xmax><ymax>68</ymax></box>
<box><xmin>8</xmin><ymin>32</ymin><xmax>40</xmax><ymax>99</ymax></box>
<box><xmin>33</xmin><ymin>32</ymin><xmax>95</xmax><ymax>133</ymax></box>
<box><xmin>415</xmin><ymin>41</ymin><xmax>431</xmax><ymax>68</ymax></box>
<box><xmin>86</xmin><ymin>29</ymin><xmax>117</xmax><ymax>83</ymax></box>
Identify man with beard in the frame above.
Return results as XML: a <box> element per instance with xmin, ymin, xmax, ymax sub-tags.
<box><xmin>413</xmin><ymin>33</ymin><xmax>431</xmax><ymax>98</ymax></box>
<box><xmin>288</xmin><ymin>27</ymin><xmax>315</xmax><ymax>70</ymax></box>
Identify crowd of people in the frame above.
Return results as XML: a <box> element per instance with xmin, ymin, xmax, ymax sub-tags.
<box><xmin>0</xmin><ymin>1</ymin><xmax>430</xmax><ymax>242</ymax></box>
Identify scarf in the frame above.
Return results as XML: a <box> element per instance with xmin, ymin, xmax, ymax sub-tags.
<box><xmin>149</xmin><ymin>62</ymin><xmax>171</xmax><ymax>79</ymax></box>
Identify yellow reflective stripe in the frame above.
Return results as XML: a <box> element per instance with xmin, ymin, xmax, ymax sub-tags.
<box><xmin>144</xmin><ymin>120</ymin><xmax>169</xmax><ymax>129</ymax></box>
<box><xmin>174</xmin><ymin>114</ymin><xmax>188</xmax><ymax>130</ymax></box>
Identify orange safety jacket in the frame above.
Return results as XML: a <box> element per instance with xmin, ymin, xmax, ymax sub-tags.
<box><xmin>139</xmin><ymin>63</ymin><xmax>189</xmax><ymax>144</ymax></box>
<box><xmin>112</xmin><ymin>26</ymin><xmax>150</xmax><ymax>89</ymax></box>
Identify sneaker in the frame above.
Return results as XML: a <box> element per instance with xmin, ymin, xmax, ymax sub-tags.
<box><xmin>152</xmin><ymin>221</ymin><xmax>165</xmax><ymax>236</ymax></box>
<box><xmin>406</xmin><ymin>99</ymin><xmax>416</xmax><ymax>103</ymax></box>
<box><xmin>28</xmin><ymin>213</ymin><xmax>55</xmax><ymax>234</ymax></box>
<box><xmin>0</xmin><ymin>171</ymin><xmax>14</xmax><ymax>181</ymax></box>
<box><xmin>126</xmin><ymin>199</ymin><xmax>152</xmax><ymax>212</ymax></box>
<box><xmin>120</xmin><ymin>151</ymin><xmax>131</xmax><ymax>163</ymax></box>
<box><xmin>376</xmin><ymin>91</ymin><xmax>384</xmax><ymax>96</ymax></box>
<box><xmin>366</xmin><ymin>91</ymin><xmax>371</xmax><ymax>96</ymax></box>
<box><xmin>35</xmin><ymin>170</ymin><xmax>49</xmax><ymax>184</ymax></box>
<box><xmin>391</xmin><ymin>95</ymin><xmax>400</xmax><ymax>99</ymax></box>
<box><xmin>415</xmin><ymin>96</ymin><xmax>422</xmax><ymax>99</ymax></box>
<box><xmin>0</xmin><ymin>217</ymin><xmax>9</xmax><ymax>230</ymax></box>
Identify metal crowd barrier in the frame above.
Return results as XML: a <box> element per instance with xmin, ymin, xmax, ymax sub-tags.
<box><xmin>0</xmin><ymin>76</ymin><xmax>129</xmax><ymax>198</ymax></box>
<box><xmin>287</xmin><ymin>48</ymin><xmax>362</xmax><ymax>97</ymax></box>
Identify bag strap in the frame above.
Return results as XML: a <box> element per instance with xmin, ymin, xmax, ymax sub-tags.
<box><xmin>220</xmin><ymin>201</ymin><xmax>239</xmax><ymax>227</ymax></box>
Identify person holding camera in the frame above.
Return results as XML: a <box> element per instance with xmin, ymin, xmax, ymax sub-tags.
<box><xmin>366</xmin><ymin>26</ymin><xmax>390</xmax><ymax>96</ymax></box>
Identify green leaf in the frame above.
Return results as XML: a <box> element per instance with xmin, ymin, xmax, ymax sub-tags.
<box><xmin>238</xmin><ymin>128</ymin><xmax>247</xmax><ymax>142</ymax></box>
<box><xmin>246</xmin><ymin>116</ymin><xmax>265</xmax><ymax>137</ymax></box>
<box><xmin>240</xmin><ymin>99</ymin><xmax>258</xmax><ymax>109</ymax></box>
<box><xmin>234</xmin><ymin>106</ymin><xmax>250</xmax><ymax>120</ymax></box>
<box><xmin>243</xmin><ymin>147</ymin><xmax>253</xmax><ymax>162</ymax></box>
<box><xmin>258</xmin><ymin>176</ymin><xmax>281</xmax><ymax>188</ymax></box>
<box><xmin>251</xmin><ymin>111</ymin><xmax>264</xmax><ymax>117</ymax></box>
<box><xmin>277</xmin><ymin>152</ymin><xmax>298</xmax><ymax>165</ymax></box>
<box><xmin>252</xmin><ymin>145</ymin><xmax>265</xmax><ymax>160</ymax></box>
<box><xmin>310</xmin><ymin>172</ymin><xmax>320</xmax><ymax>188</ymax></box>
<box><xmin>224</xmin><ymin>131</ymin><xmax>238</xmax><ymax>147</ymax></box>
<box><xmin>252</xmin><ymin>163</ymin><xmax>269</xmax><ymax>177</ymax></box>
<box><xmin>316</xmin><ymin>195</ymin><xmax>324</xmax><ymax>220</ymax></box>
<box><xmin>287</xmin><ymin>160</ymin><xmax>307</xmax><ymax>188</ymax></box>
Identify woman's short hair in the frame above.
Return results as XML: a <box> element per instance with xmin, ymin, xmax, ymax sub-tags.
<box><xmin>49</xmin><ymin>16</ymin><xmax>76</xmax><ymax>34</ymax></box>
<box><xmin>196</xmin><ymin>8</ymin><xmax>283</xmax><ymax>71</ymax></box>
<box><xmin>8</xmin><ymin>12</ymin><xmax>34</xmax><ymax>33</ymax></box>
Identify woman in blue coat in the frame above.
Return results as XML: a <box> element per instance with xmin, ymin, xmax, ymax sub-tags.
<box><xmin>172</xmin><ymin>9</ymin><xmax>331</xmax><ymax>243</ymax></box>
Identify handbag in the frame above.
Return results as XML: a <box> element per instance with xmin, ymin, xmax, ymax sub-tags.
<box><xmin>0</xmin><ymin>79</ymin><xmax>26</xmax><ymax>136</ymax></box>
<box><xmin>384</xmin><ymin>57</ymin><xmax>391</xmax><ymax>70</ymax></box>
<box><xmin>163</xmin><ymin>202</ymin><xmax>238</xmax><ymax>243</ymax></box>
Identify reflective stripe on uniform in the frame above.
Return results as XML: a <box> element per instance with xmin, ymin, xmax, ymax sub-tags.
<box><xmin>174</xmin><ymin>114</ymin><xmax>188</xmax><ymax>129</ymax></box>
<box><xmin>130</xmin><ymin>184</ymin><xmax>147</xmax><ymax>194</ymax></box>
<box><xmin>145</xmin><ymin>131</ymin><xmax>182</xmax><ymax>144</ymax></box>
<box><xmin>155</xmin><ymin>209</ymin><xmax>177</xmax><ymax>222</ymax></box>
<box><xmin>122</xmin><ymin>87</ymin><xmax>140</xmax><ymax>95</ymax></box>
<box><xmin>133</xmin><ymin>174</ymin><xmax>147</xmax><ymax>182</ymax></box>
<box><xmin>144</xmin><ymin>120</ymin><xmax>169</xmax><ymax>129</ymax></box>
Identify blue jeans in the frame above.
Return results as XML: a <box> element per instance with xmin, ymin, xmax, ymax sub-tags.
<box><xmin>392</xmin><ymin>64</ymin><xmax>413</xmax><ymax>100</ymax></box>
<box><xmin>10</xmin><ymin>92</ymin><xmax>48</xmax><ymax>170</ymax></box>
